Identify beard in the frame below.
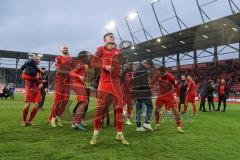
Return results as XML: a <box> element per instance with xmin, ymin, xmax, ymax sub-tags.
<box><xmin>106</xmin><ymin>42</ymin><xmax>116</xmax><ymax>46</ymax></box>
<box><xmin>63</xmin><ymin>51</ymin><xmax>68</xmax><ymax>55</ymax></box>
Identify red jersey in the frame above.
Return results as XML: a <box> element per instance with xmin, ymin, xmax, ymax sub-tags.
<box><xmin>151</xmin><ymin>72</ymin><xmax>180</xmax><ymax>97</ymax></box>
<box><xmin>70</xmin><ymin>60</ymin><xmax>87</xmax><ymax>85</ymax></box>
<box><xmin>91</xmin><ymin>46</ymin><xmax>121</xmax><ymax>82</ymax></box>
<box><xmin>219</xmin><ymin>85</ymin><xmax>225</xmax><ymax>95</ymax></box>
<box><xmin>55</xmin><ymin>54</ymin><xmax>72</xmax><ymax>77</ymax></box>
<box><xmin>187</xmin><ymin>79</ymin><xmax>196</xmax><ymax>96</ymax></box>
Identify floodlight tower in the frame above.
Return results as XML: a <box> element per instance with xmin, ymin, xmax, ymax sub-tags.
<box><xmin>125</xmin><ymin>11</ymin><xmax>149</xmax><ymax>44</ymax></box>
<box><xmin>105</xmin><ymin>21</ymin><xmax>123</xmax><ymax>42</ymax></box>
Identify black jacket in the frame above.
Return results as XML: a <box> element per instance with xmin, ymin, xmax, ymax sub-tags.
<box><xmin>208</xmin><ymin>85</ymin><xmax>215</xmax><ymax>98</ymax></box>
<box><xmin>40</xmin><ymin>73</ymin><xmax>49</xmax><ymax>90</ymax></box>
<box><xmin>180</xmin><ymin>80</ymin><xmax>188</xmax><ymax>98</ymax></box>
<box><xmin>132</xmin><ymin>65</ymin><xmax>151</xmax><ymax>99</ymax></box>
<box><xmin>21</xmin><ymin>59</ymin><xmax>41</xmax><ymax>77</ymax></box>
<box><xmin>200</xmin><ymin>81</ymin><xmax>212</xmax><ymax>98</ymax></box>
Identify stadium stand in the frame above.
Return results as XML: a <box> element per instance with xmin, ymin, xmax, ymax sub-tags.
<box><xmin>0</xmin><ymin>50</ymin><xmax>56</xmax><ymax>91</ymax></box>
<box><xmin>170</xmin><ymin>59</ymin><xmax>240</xmax><ymax>96</ymax></box>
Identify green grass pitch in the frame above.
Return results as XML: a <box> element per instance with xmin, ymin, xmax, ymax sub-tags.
<box><xmin>0</xmin><ymin>93</ymin><xmax>240</xmax><ymax>160</ymax></box>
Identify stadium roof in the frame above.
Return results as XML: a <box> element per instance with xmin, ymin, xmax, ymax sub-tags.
<box><xmin>0</xmin><ymin>50</ymin><xmax>56</xmax><ymax>62</ymax></box>
<box><xmin>128</xmin><ymin>12</ymin><xmax>240</xmax><ymax>61</ymax></box>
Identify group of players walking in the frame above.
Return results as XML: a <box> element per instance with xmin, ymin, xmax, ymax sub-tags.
<box><xmin>20</xmin><ymin>33</ymin><xmax>228</xmax><ymax>145</ymax></box>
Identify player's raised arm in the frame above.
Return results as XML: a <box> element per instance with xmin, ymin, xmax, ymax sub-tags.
<box><xmin>167</xmin><ymin>73</ymin><xmax>180</xmax><ymax>97</ymax></box>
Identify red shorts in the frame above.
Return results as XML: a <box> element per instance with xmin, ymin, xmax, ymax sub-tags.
<box><xmin>54</xmin><ymin>75</ymin><xmax>70</xmax><ymax>99</ymax></box>
<box><xmin>97</xmin><ymin>80</ymin><xmax>124</xmax><ymax>107</ymax></box>
<box><xmin>156</xmin><ymin>94</ymin><xmax>175</xmax><ymax>108</ymax></box>
<box><xmin>24</xmin><ymin>80</ymin><xmax>41</xmax><ymax>103</ymax></box>
<box><xmin>72</xmin><ymin>84</ymin><xmax>88</xmax><ymax>103</ymax></box>
<box><xmin>186</xmin><ymin>93</ymin><xmax>196</xmax><ymax>103</ymax></box>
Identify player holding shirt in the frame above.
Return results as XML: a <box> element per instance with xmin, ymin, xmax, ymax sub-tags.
<box><xmin>150</xmin><ymin>66</ymin><xmax>184</xmax><ymax>133</ymax></box>
<box><xmin>21</xmin><ymin>55</ymin><xmax>43</xmax><ymax>127</ymax></box>
<box><xmin>182</xmin><ymin>75</ymin><xmax>197</xmax><ymax>115</ymax></box>
<box><xmin>90</xmin><ymin>33</ymin><xmax>129</xmax><ymax>145</ymax></box>
<box><xmin>49</xmin><ymin>46</ymin><xmax>72</xmax><ymax>127</ymax></box>
<box><xmin>70</xmin><ymin>51</ymin><xmax>89</xmax><ymax>131</ymax></box>
<box><xmin>120</xmin><ymin>62</ymin><xmax>134</xmax><ymax>126</ymax></box>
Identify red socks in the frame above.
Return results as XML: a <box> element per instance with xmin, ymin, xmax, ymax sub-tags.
<box><xmin>57</xmin><ymin>100</ymin><xmax>68</xmax><ymax>117</ymax></box>
<box><xmin>28</xmin><ymin>107</ymin><xmax>38</xmax><ymax>122</ymax></box>
<box><xmin>115</xmin><ymin>107</ymin><xmax>123</xmax><ymax>132</ymax></box>
<box><xmin>184</xmin><ymin>103</ymin><xmax>197</xmax><ymax>113</ymax></box>
<box><xmin>22</xmin><ymin>108</ymin><xmax>29</xmax><ymax>122</ymax></box>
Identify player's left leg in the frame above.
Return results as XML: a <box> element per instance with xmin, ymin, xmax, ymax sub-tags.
<box><xmin>90</xmin><ymin>91</ymin><xmax>109</xmax><ymax>145</ymax></box>
<box><xmin>27</xmin><ymin>88</ymin><xmax>41</xmax><ymax>126</ymax></box>
<box><xmin>49</xmin><ymin>91</ymin><xmax>63</xmax><ymax>127</ymax></box>
<box><xmin>22</xmin><ymin>102</ymin><xmax>31</xmax><ymax>127</ymax></box>
<box><xmin>57</xmin><ymin>87</ymin><xmax>70</xmax><ymax>117</ymax></box>
<box><xmin>82</xmin><ymin>87</ymin><xmax>91</xmax><ymax>126</ymax></box>
<box><xmin>114</xmin><ymin>96</ymin><xmax>129</xmax><ymax>145</ymax></box>
<box><xmin>74</xmin><ymin>101</ymin><xmax>88</xmax><ymax>131</ymax></box>
<box><xmin>106</xmin><ymin>86</ymin><xmax>129</xmax><ymax>145</ymax></box>
<box><xmin>27</xmin><ymin>102</ymin><xmax>39</xmax><ymax>126</ymax></box>
<box><xmin>170</xmin><ymin>99</ymin><xmax>184</xmax><ymax>133</ymax></box>
<box><xmin>72</xmin><ymin>85</ymin><xmax>88</xmax><ymax>130</ymax></box>
<box><xmin>101</xmin><ymin>100</ymin><xmax>111</xmax><ymax>128</ymax></box>
<box><xmin>55</xmin><ymin>87</ymin><xmax>70</xmax><ymax>127</ymax></box>
<box><xmin>22</xmin><ymin>80</ymin><xmax>39</xmax><ymax>127</ymax></box>
<box><xmin>192</xmin><ymin>99</ymin><xmax>197</xmax><ymax>115</ymax></box>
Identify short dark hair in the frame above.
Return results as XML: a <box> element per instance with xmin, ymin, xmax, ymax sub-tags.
<box><xmin>77</xmin><ymin>51</ymin><xmax>89</xmax><ymax>60</ymax></box>
<box><xmin>77</xmin><ymin>51</ymin><xmax>89</xmax><ymax>64</ymax></box>
<box><xmin>41</xmin><ymin>67</ymin><xmax>46</xmax><ymax>70</ymax></box>
<box><xmin>103</xmin><ymin>33</ymin><xmax>114</xmax><ymax>40</ymax></box>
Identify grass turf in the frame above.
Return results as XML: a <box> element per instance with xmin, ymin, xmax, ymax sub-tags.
<box><xmin>0</xmin><ymin>93</ymin><xmax>240</xmax><ymax>160</ymax></box>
